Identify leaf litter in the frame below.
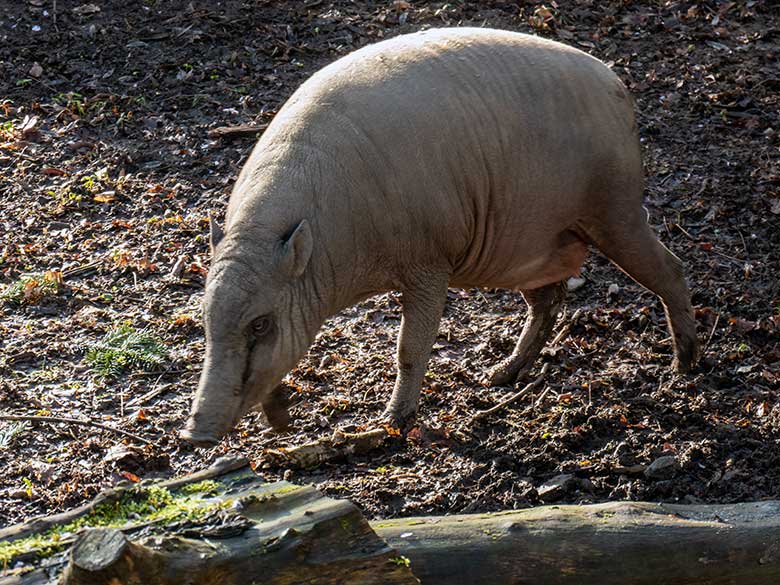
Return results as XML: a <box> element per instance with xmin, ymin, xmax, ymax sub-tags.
<box><xmin>0</xmin><ymin>0</ymin><xmax>778</xmax><ymax>528</ymax></box>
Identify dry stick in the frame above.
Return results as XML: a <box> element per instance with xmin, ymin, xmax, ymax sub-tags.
<box><xmin>473</xmin><ymin>363</ymin><xmax>549</xmax><ymax>420</ymax></box>
<box><xmin>207</xmin><ymin>124</ymin><xmax>269</xmax><ymax>139</ymax></box>
<box><xmin>0</xmin><ymin>415</ymin><xmax>151</xmax><ymax>445</ymax></box>
<box><xmin>0</xmin><ymin>456</ymin><xmax>249</xmax><ymax>544</ymax></box>
<box><xmin>673</xmin><ymin>223</ymin><xmax>745</xmax><ymax>265</ymax></box>
<box><xmin>548</xmin><ymin>308</ymin><xmax>583</xmax><ymax>348</ymax></box>
<box><xmin>126</xmin><ymin>382</ymin><xmax>172</xmax><ymax>409</ymax></box>
<box><xmin>704</xmin><ymin>312</ymin><xmax>720</xmax><ymax>352</ymax></box>
<box><xmin>534</xmin><ymin>385</ymin><xmax>552</xmax><ymax>409</ymax></box>
<box><xmin>62</xmin><ymin>259</ymin><xmax>103</xmax><ymax>279</ymax></box>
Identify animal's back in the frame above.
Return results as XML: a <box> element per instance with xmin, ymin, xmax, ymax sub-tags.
<box><xmin>240</xmin><ymin>28</ymin><xmax>643</xmax><ymax>290</ymax></box>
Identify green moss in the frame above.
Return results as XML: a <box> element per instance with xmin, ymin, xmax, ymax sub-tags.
<box><xmin>0</xmin><ymin>532</ymin><xmax>66</xmax><ymax>567</ymax></box>
<box><xmin>0</xmin><ymin>485</ymin><xmax>226</xmax><ymax>567</ymax></box>
<box><xmin>270</xmin><ymin>484</ymin><xmax>303</xmax><ymax>496</ymax></box>
<box><xmin>176</xmin><ymin>480</ymin><xmax>220</xmax><ymax>496</ymax></box>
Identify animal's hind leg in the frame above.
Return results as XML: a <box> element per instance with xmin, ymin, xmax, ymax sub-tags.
<box><xmin>584</xmin><ymin>210</ymin><xmax>698</xmax><ymax>372</ymax></box>
<box><xmin>486</xmin><ymin>281</ymin><xmax>567</xmax><ymax>386</ymax></box>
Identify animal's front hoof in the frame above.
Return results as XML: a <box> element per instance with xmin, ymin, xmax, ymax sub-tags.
<box><xmin>179</xmin><ymin>428</ymin><xmax>220</xmax><ymax>448</ymax></box>
<box><xmin>379</xmin><ymin>407</ymin><xmax>418</xmax><ymax>434</ymax></box>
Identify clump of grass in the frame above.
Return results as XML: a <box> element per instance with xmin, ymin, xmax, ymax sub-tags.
<box><xmin>0</xmin><ymin>272</ymin><xmax>62</xmax><ymax>305</ymax></box>
<box><xmin>84</xmin><ymin>325</ymin><xmax>169</xmax><ymax>378</ymax></box>
<box><xmin>0</xmin><ymin>120</ymin><xmax>15</xmax><ymax>140</ymax></box>
<box><xmin>0</xmin><ymin>421</ymin><xmax>29</xmax><ymax>450</ymax></box>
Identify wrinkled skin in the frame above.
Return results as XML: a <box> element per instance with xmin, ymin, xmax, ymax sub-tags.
<box><xmin>181</xmin><ymin>28</ymin><xmax>698</xmax><ymax>447</ymax></box>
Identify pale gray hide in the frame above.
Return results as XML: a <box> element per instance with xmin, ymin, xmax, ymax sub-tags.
<box><xmin>181</xmin><ymin>28</ymin><xmax>697</xmax><ymax>446</ymax></box>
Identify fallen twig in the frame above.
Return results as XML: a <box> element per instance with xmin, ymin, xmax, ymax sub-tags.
<box><xmin>126</xmin><ymin>382</ymin><xmax>173</xmax><ymax>409</ymax></box>
<box><xmin>207</xmin><ymin>124</ymin><xmax>269</xmax><ymax>139</ymax></box>
<box><xmin>549</xmin><ymin>308</ymin><xmax>583</xmax><ymax>347</ymax></box>
<box><xmin>62</xmin><ymin>259</ymin><xmax>102</xmax><ymax>278</ymax></box>
<box><xmin>0</xmin><ymin>414</ymin><xmax>151</xmax><ymax>445</ymax></box>
<box><xmin>473</xmin><ymin>363</ymin><xmax>549</xmax><ymax>420</ymax></box>
<box><xmin>263</xmin><ymin>428</ymin><xmax>389</xmax><ymax>468</ymax></box>
<box><xmin>704</xmin><ymin>312</ymin><xmax>720</xmax><ymax>352</ymax></box>
<box><xmin>0</xmin><ymin>456</ymin><xmax>249</xmax><ymax>544</ymax></box>
<box><xmin>168</xmin><ymin>255</ymin><xmax>187</xmax><ymax>280</ymax></box>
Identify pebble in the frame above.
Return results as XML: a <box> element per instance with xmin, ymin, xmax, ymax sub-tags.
<box><xmin>537</xmin><ymin>474</ymin><xmax>575</xmax><ymax>502</ymax></box>
<box><xmin>644</xmin><ymin>456</ymin><xmax>679</xmax><ymax>480</ymax></box>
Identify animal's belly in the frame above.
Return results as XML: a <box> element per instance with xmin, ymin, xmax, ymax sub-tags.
<box><xmin>451</xmin><ymin>229</ymin><xmax>588</xmax><ymax>291</ymax></box>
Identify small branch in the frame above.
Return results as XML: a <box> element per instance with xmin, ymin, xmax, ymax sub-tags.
<box><xmin>264</xmin><ymin>428</ymin><xmax>389</xmax><ymax>469</ymax></box>
<box><xmin>207</xmin><ymin>124</ymin><xmax>269</xmax><ymax>139</ymax></box>
<box><xmin>159</xmin><ymin>455</ymin><xmax>249</xmax><ymax>490</ymax></box>
<box><xmin>63</xmin><ymin>259</ymin><xmax>103</xmax><ymax>279</ymax></box>
<box><xmin>549</xmin><ymin>308</ymin><xmax>583</xmax><ymax>347</ymax></box>
<box><xmin>704</xmin><ymin>312</ymin><xmax>720</xmax><ymax>352</ymax></box>
<box><xmin>0</xmin><ymin>415</ymin><xmax>151</xmax><ymax>445</ymax></box>
<box><xmin>473</xmin><ymin>363</ymin><xmax>549</xmax><ymax>420</ymax></box>
<box><xmin>168</xmin><ymin>255</ymin><xmax>187</xmax><ymax>280</ymax></box>
<box><xmin>125</xmin><ymin>382</ymin><xmax>172</xmax><ymax>409</ymax></box>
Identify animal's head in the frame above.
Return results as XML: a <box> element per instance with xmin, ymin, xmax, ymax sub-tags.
<box><xmin>180</xmin><ymin>214</ymin><xmax>318</xmax><ymax>447</ymax></box>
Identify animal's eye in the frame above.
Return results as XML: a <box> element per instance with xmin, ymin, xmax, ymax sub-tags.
<box><xmin>251</xmin><ymin>316</ymin><xmax>272</xmax><ymax>338</ymax></box>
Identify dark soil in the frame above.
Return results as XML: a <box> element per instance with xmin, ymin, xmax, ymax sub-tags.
<box><xmin>1</xmin><ymin>0</ymin><xmax>779</xmax><ymax>529</ymax></box>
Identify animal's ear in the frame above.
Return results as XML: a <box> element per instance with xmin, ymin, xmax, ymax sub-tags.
<box><xmin>279</xmin><ymin>219</ymin><xmax>313</xmax><ymax>279</ymax></box>
<box><xmin>208</xmin><ymin>210</ymin><xmax>224</xmax><ymax>255</ymax></box>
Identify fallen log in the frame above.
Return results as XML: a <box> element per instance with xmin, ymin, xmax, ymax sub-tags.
<box><xmin>3</xmin><ymin>457</ymin><xmax>780</xmax><ymax>585</ymax></box>
<box><xmin>376</xmin><ymin>500</ymin><xmax>780</xmax><ymax>584</ymax></box>
<box><xmin>0</xmin><ymin>457</ymin><xmax>417</xmax><ymax>585</ymax></box>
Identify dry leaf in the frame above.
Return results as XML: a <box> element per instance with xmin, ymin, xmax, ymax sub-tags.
<box><xmin>383</xmin><ymin>424</ymin><xmax>401</xmax><ymax>437</ymax></box>
<box><xmin>41</xmin><ymin>167</ymin><xmax>68</xmax><ymax>176</ymax></box>
<box><xmin>119</xmin><ymin>470</ymin><xmax>141</xmax><ymax>482</ymax></box>
<box><xmin>93</xmin><ymin>191</ymin><xmax>116</xmax><ymax>203</ymax></box>
<box><xmin>172</xmin><ymin>314</ymin><xmax>195</xmax><ymax>327</ymax></box>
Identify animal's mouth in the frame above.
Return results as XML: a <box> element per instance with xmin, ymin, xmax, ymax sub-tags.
<box><xmin>180</xmin><ymin>384</ymin><xmax>292</xmax><ymax>447</ymax></box>
<box><xmin>257</xmin><ymin>384</ymin><xmax>292</xmax><ymax>432</ymax></box>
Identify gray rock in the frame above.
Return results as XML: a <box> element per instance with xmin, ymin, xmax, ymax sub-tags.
<box><xmin>644</xmin><ymin>456</ymin><xmax>679</xmax><ymax>480</ymax></box>
<box><xmin>537</xmin><ymin>474</ymin><xmax>576</xmax><ymax>502</ymax></box>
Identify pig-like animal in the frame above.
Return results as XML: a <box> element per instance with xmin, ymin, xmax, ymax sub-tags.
<box><xmin>181</xmin><ymin>28</ymin><xmax>698</xmax><ymax>446</ymax></box>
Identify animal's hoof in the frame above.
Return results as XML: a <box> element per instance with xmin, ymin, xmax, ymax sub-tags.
<box><xmin>672</xmin><ymin>335</ymin><xmax>699</xmax><ymax>374</ymax></box>
<box><xmin>179</xmin><ymin>428</ymin><xmax>220</xmax><ymax>448</ymax></box>
<box><xmin>486</xmin><ymin>359</ymin><xmax>531</xmax><ymax>387</ymax></box>
<box><xmin>485</xmin><ymin>367</ymin><xmax>513</xmax><ymax>387</ymax></box>
<box><xmin>379</xmin><ymin>408</ymin><xmax>417</xmax><ymax>433</ymax></box>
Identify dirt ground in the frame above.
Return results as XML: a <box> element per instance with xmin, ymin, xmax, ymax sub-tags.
<box><xmin>0</xmin><ymin>0</ymin><xmax>778</xmax><ymax>529</ymax></box>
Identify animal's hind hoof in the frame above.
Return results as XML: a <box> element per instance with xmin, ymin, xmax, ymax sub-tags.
<box><xmin>672</xmin><ymin>334</ymin><xmax>699</xmax><ymax>374</ymax></box>
<box><xmin>485</xmin><ymin>367</ymin><xmax>514</xmax><ymax>387</ymax></box>
<box><xmin>485</xmin><ymin>359</ymin><xmax>532</xmax><ymax>387</ymax></box>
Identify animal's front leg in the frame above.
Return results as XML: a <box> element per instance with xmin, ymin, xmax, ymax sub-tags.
<box><xmin>382</xmin><ymin>273</ymin><xmax>449</xmax><ymax>428</ymax></box>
